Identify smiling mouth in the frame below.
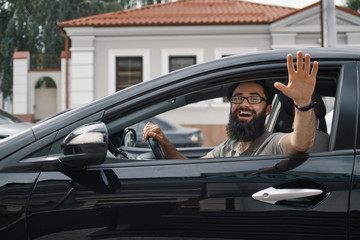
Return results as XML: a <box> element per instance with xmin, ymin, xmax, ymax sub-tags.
<box><xmin>237</xmin><ymin>110</ymin><xmax>254</xmax><ymax>119</ymax></box>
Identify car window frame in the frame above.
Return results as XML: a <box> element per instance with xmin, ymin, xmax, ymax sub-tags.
<box><xmin>329</xmin><ymin>61</ymin><xmax>358</xmax><ymax>151</ymax></box>
<box><xmin>103</xmin><ymin>61</ymin><xmax>349</xmax><ymax>162</ymax></box>
<box><xmin>357</xmin><ymin>61</ymin><xmax>360</xmax><ymax>150</ymax></box>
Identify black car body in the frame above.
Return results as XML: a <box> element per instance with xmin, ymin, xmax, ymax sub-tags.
<box><xmin>0</xmin><ymin>48</ymin><xmax>359</xmax><ymax>239</ymax></box>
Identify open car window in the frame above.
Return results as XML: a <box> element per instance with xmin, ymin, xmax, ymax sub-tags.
<box><xmin>104</xmin><ymin>62</ymin><xmax>339</xmax><ymax>161</ymax></box>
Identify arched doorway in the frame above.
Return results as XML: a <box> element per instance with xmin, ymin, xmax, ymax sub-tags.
<box><xmin>34</xmin><ymin>77</ymin><xmax>57</xmax><ymax>121</ymax></box>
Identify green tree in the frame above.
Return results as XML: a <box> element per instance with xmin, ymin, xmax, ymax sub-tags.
<box><xmin>345</xmin><ymin>0</ymin><xmax>360</xmax><ymax>12</ymax></box>
<box><xmin>0</xmin><ymin>0</ymin><xmax>168</xmax><ymax>106</ymax></box>
<box><xmin>0</xmin><ymin>0</ymin><xmax>40</xmax><ymax>103</ymax></box>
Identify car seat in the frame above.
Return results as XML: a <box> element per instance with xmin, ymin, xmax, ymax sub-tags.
<box><xmin>277</xmin><ymin>90</ymin><xmax>330</xmax><ymax>153</ymax></box>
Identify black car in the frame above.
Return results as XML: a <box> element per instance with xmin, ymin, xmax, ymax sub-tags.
<box><xmin>0</xmin><ymin>48</ymin><xmax>359</xmax><ymax>239</ymax></box>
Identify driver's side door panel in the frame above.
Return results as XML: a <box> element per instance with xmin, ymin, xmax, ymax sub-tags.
<box><xmin>27</xmin><ymin>152</ymin><xmax>352</xmax><ymax>239</ymax></box>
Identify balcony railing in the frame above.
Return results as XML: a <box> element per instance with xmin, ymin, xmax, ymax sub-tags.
<box><xmin>30</xmin><ymin>54</ymin><xmax>61</xmax><ymax>70</ymax></box>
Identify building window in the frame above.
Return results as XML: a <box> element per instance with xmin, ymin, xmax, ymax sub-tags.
<box><xmin>169</xmin><ymin>56</ymin><xmax>196</xmax><ymax>72</ymax></box>
<box><xmin>116</xmin><ymin>57</ymin><xmax>143</xmax><ymax>91</ymax></box>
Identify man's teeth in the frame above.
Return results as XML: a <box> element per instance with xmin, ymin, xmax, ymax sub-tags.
<box><xmin>239</xmin><ymin>111</ymin><xmax>252</xmax><ymax>117</ymax></box>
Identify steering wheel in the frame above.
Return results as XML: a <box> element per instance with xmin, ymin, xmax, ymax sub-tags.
<box><xmin>148</xmin><ymin>137</ymin><xmax>165</xmax><ymax>159</ymax></box>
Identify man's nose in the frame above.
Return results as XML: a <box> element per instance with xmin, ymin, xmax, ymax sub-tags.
<box><xmin>232</xmin><ymin>101</ymin><xmax>250</xmax><ymax>112</ymax></box>
<box><xmin>240</xmin><ymin>98</ymin><xmax>251</xmax><ymax>106</ymax></box>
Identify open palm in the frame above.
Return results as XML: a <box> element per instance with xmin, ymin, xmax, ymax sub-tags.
<box><xmin>274</xmin><ymin>51</ymin><xmax>318</xmax><ymax>107</ymax></box>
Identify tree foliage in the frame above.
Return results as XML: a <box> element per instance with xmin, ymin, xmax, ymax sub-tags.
<box><xmin>345</xmin><ymin>0</ymin><xmax>360</xmax><ymax>12</ymax></box>
<box><xmin>0</xmin><ymin>0</ymin><xmax>169</xmax><ymax>101</ymax></box>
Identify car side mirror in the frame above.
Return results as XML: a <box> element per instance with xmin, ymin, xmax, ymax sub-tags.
<box><xmin>123</xmin><ymin>128</ymin><xmax>136</xmax><ymax>147</ymax></box>
<box><xmin>60</xmin><ymin>122</ymin><xmax>108</xmax><ymax>167</ymax></box>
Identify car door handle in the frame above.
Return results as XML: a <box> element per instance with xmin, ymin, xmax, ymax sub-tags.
<box><xmin>252</xmin><ymin>187</ymin><xmax>323</xmax><ymax>204</ymax></box>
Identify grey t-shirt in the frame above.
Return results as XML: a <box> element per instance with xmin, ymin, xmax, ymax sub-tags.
<box><xmin>206</xmin><ymin>131</ymin><xmax>286</xmax><ymax>158</ymax></box>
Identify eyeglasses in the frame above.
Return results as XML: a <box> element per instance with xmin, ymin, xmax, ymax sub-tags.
<box><xmin>230</xmin><ymin>95</ymin><xmax>268</xmax><ymax>104</ymax></box>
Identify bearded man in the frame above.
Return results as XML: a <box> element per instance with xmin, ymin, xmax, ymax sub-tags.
<box><xmin>143</xmin><ymin>51</ymin><xmax>318</xmax><ymax>159</ymax></box>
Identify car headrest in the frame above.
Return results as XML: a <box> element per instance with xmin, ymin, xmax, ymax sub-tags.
<box><xmin>278</xmin><ymin>90</ymin><xmax>326</xmax><ymax>119</ymax></box>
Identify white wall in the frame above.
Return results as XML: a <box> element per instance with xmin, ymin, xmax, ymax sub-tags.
<box><xmin>28</xmin><ymin>71</ymin><xmax>61</xmax><ymax>114</ymax></box>
<box><xmin>13</xmin><ymin>52</ymin><xmax>62</xmax><ymax>118</ymax></box>
<box><xmin>69</xmin><ymin>35</ymin><xmax>95</xmax><ymax>109</ymax></box>
<box><xmin>13</xmin><ymin>56</ymin><xmax>30</xmax><ymax>115</ymax></box>
<box><xmin>65</xmin><ymin>24</ymin><xmax>271</xmax><ymax>102</ymax></box>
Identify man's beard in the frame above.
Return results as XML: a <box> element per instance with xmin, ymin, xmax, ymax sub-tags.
<box><xmin>226</xmin><ymin>106</ymin><xmax>267</xmax><ymax>142</ymax></box>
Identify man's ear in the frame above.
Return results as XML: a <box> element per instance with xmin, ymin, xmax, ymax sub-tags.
<box><xmin>266</xmin><ymin>104</ymin><xmax>272</xmax><ymax>115</ymax></box>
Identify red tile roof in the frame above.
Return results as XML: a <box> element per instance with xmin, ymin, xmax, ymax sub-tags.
<box><xmin>13</xmin><ymin>51</ymin><xmax>29</xmax><ymax>59</ymax></box>
<box><xmin>59</xmin><ymin>0</ymin><xmax>297</xmax><ymax>28</ymax></box>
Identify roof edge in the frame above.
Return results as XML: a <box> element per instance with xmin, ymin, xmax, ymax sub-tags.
<box><xmin>273</xmin><ymin>1</ymin><xmax>360</xmax><ymax>23</ymax></box>
<box><xmin>273</xmin><ymin>1</ymin><xmax>320</xmax><ymax>22</ymax></box>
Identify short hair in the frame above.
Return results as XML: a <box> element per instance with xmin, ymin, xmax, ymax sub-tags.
<box><xmin>226</xmin><ymin>81</ymin><xmax>275</xmax><ymax>104</ymax></box>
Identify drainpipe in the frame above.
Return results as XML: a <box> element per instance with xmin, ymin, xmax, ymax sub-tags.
<box><xmin>320</xmin><ymin>0</ymin><xmax>324</xmax><ymax>47</ymax></box>
<box><xmin>321</xmin><ymin>0</ymin><xmax>337</xmax><ymax>48</ymax></box>
<box><xmin>60</xmin><ymin>28</ymin><xmax>70</xmax><ymax>109</ymax></box>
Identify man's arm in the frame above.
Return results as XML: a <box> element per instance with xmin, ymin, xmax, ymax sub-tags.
<box><xmin>274</xmin><ymin>51</ymin><xmax>318</xmax><ymax>154</ymax></box>
<box><xmin>143</xmin><ymin>122</ymin><xmax>187</xmax><ymax>159</ymax></box>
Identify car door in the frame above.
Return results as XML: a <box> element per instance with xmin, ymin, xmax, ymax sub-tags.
<box><xmin>26</xmin><ymin>151</ymin><xmax>353</xmax><ymax>239</ymax></box>
<box><xmin>0</xmin><ymin>165</ymin><xmax>39</xmax><ymax>239</ymax></box>
<box><xmin>26</xmin><ymin>60</ymin><xmax>357</xmax><ymax>239</ymax></box>
<box><xmin>349</xmin><ymin>60</ymin><xmax>360</xmax><ymax>240</ymax></box>
<box><xmin>0</xmin><ymin>131</ymin><xmax>57</xmax><ymax>240</ymax></box>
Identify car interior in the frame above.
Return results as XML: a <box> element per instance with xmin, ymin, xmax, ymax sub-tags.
<box><xmin>105</xmin><ymin>65</ymin><xmax>339</xmax><ymax>160</ymax></box>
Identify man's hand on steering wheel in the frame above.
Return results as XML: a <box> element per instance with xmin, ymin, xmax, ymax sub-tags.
<box><xmin>143</xmin><ymin>122</ymin><xmax>186</xmax><ymax>159</ymax></box>
<box><xmin>143</xmin><ymin>122</ymin><xmax>170</xmax><ymax>145</ymax></box>
<box><xmin>143</xmin><ymin>122</ymin><xmax>168</xmax><ymax>159</ymax></box>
